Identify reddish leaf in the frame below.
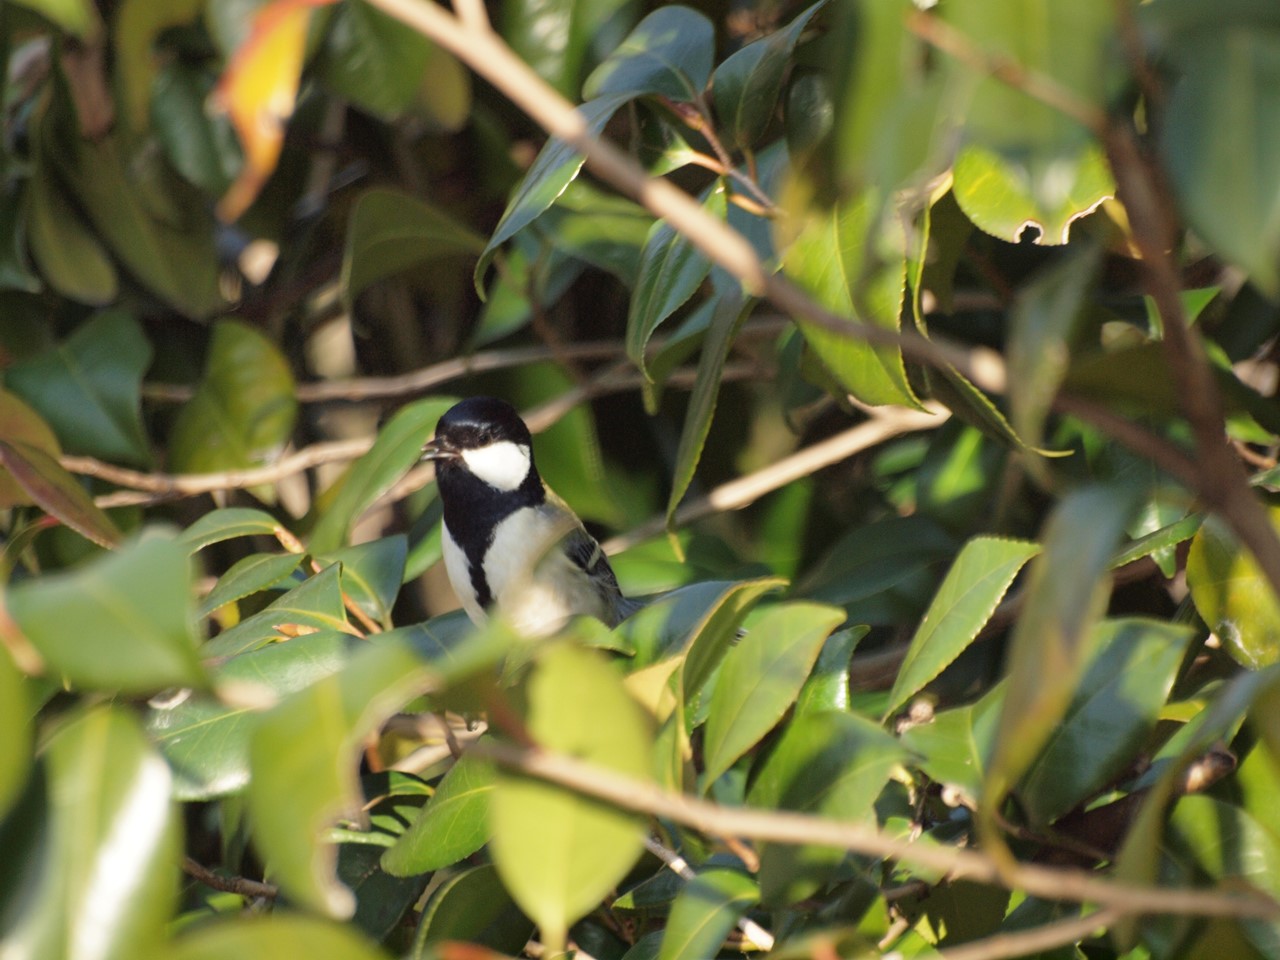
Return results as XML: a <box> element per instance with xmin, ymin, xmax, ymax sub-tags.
<box><xmin>0</xmin><ymin>441</ymin><xmax>121</xmax><ymax>548</ymax></box>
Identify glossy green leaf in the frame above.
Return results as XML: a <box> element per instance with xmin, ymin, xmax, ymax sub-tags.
<box><xmin>308</xmin><ymin>397</ymin><xmax>456</xmax><ymax>553</ymax></box>
<box><xmin>9</xmin><ymin>0</ymin><xmax>97</xmax><ymax>36</ymax></box>
<box><xmin>248</xmin><ymin>632</ymin><xmax>444</xmax><ymax>916</ymax></box>
<box><xmin>0</xmin><ymin>440</ymin><xmax>122</xmax><ymax>548</ymax></box>
<box><xmin>148</xmin><ymin>631</ymin><xmax>361</xmax><ymax>800</ymax></box>
<box><xmin>201</xmin><ymin>565</ymin><xmax>352</xmax><ymax>659</ymax></box>
<box><xmin>383</xmin><ymin>746</ymin><xmax>495</xmax><ymax>876</ymax></box>
<box><xmin>1020</xmin><ymin>619</ymin><xmax>1194</xmax><ymax>824</ymax></box>
<box><xmin>150</xmin><ymin>62</ymin><xmax>241</xmax><ymax>195</ymax></box>
<box><xmin>951</xmin><ymin>143</ymin><xmax>1114</xmax><ymax>246</ymax></box>
<box><xmin>115</xmin><ymin>0</ymin><xmax>203</xmax><ymax>128</ymax></box>
<box><xmin>318</xmin><ymin>0</ymin><xmax>432</xmax><ymax>120</ymax></box>
<box><xmin>6</xmin><ymin>310</ymin><xmax>151</xmax><ymax>465</ymax></box>
<box><xmin>984</xmin><ymin>485</ymin><xmax>1137</xmax><ymax>814</ymax></box>
<box><xmin>342</xmin><ymin>187</ymin><xmax>485</xmax><ymax>305</ymax></box>
<box><xmin>168</xmin><ymin>916</ymin><xmax>389</xmax><ymax>960</ymax></box>
<box><xmin>0</xmin><ymin>707</ymin><xmax>178</xmax><ymax>960</ymax></box>
<box><xmin>1188</xmin><ymin>511</ymin><xmax>1280</xmax><ymax>669</ymax></box>
<box><xmin>582</xmin><ymin>5</ymin><xmax>714</xmax><ymax>102</ymax></box>
<box><xmin>901</xmin><ymin>681</ymin><xmax>1006</xmax><ymax>805</ymax></box>
<box><xmin>411</xmin><ymin>863</ymin><xmax>532</xmax><ymax>957</ymax></box>
<box><xmin>338</xmin><ymin>837</ymin><xmax>430</xmax><ymax>942</ymax></box>
<box><xmin>169</xmin><ymin>320</ymin><xmax>296</xmax><ymax>478</ymax></box>
<box><xmin>197</xmin><ymin>552</ymin><xmax>305</xmax><ymax>618</ymax></box>
<box><xmin>799</xmin><ymin>515</ymin><xmax>957</xmax><ymax>625</ymax></box>
<box><xmin>475</xmin><ymin>93</ymin><xmax>632</xmax><ymax>292</ymax></box>
<box><xmin>318</xmin><ymin>536</ymin><xmax>407</xmax><ymax>627</ymax></box>
<box><xmin>666</xmin><ymin>293</ymin><xmax>749</xmax><ymax>523</ymax></box>
<box><xmin>656</xmin><ymin>869</ymin><xmax>759</xmax><ymax>960</ymax></box>
<box><xmin>782</xmin><ymin>188</ymin><xmax>920</xmax><ymax>408</ymax></box>
<box><xmin>749</xmin><ymin>710</ymin><xmax>906</xmax><ymax>904</ymax></box>
<box><xmin>0</xmin><ymin>389</ymin><xmax>61</xmax><ymax>509</ymax></box>
<box><xmin>627</xmin><ymin>182</ymin><xmax>725</xmax><ymax>388</ymax></box>
<box><xmin>6</xmin><ymin>530</ymin><xmax>203</xmax><ymax>692</ymax></box>
<box><xmin>702</xmin><ymin>601</ymin><xmax>846</xmax><ymax>787</ymax></box>
<box><xmin>0</xmin><ymin>650</ymin><xmax>31</xmax><ymax>822</ymax></box>
<box><xmin>26</xmin><ymin>155</ymin><xmax>117</xmax><ymax>305</ymax></box>
<box><xmin>1171</xmin><ymin>794</ymin><xmax>1280</xmax><ymax>898</ymax></box>
<box><xmin>503</xmin><ymin>0</ymin><xmax>632</xmax><ymax>97</ymax></box>
<box><xmin>491</xmin><ymin>642</ymin><xmax>652</xmax><ymax>949</ymax></box>
<box><xmin>795</xmin><ymin>625</ymin><xmax>866</xmax><ymax>715</ymax></box>
<box><xmin>712</xmin><ymin>1</ymin><xmax>825</xmax><ymax>150</ymax></box>
<box><xmin>1117</xmin><ymin>499</ymin><xmax>1200</xmax><ymax>577</ymax></box>
<box><xmin>543</xmin><ymin>181</ymin><xmax>653</xmax><ymax>285</ymax></box>
<box><xmin>886</xmin><ymin>536</ymin><xmax>1040</xmax><ymax>716</ymax></box>
<box><xmin>1162</xmin><ymin>29</ymin><xmax>1280</xmax><ymax>296</ymax></box>
<box><xmin>181</xmin><ymin>507</ymin><xmax>291</xmax><ymax>553</ymax></box>
<box><xmin>1007</xmin><ymin>247</ymin><xmax>1103</xmax><ymax>452</ymax></box>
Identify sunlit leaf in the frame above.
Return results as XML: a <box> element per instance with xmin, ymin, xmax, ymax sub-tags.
<box><xmin>114</xmin><ymin>0</ymin><xmax>204</xmax><ymax>128</ymax></box>
<box><xmin>0</xmin><ymin>650</ymin><xmax>31</xmax><ymax>822</ymax></box>
<box><xmin>1187</xmin><ymin>510</ymin><xmax>1280</xmax><ymax>669</ymax></box>
<box><xmin>0</xmin><ymin>440</ymin><xmax>121</xmax><ymax>548</ymax></box>
<box><xmin>317</xmin><ymin>536</ymin><xmax>407</xmax><ymax>627</ymax></box>
<box><xmin>198</xmin><ymin>552</ymin><xmax>305</xmax><ymax>618</ymax></box>
<box><xmin>504</xmin><ymin>0</ymin><xmax>633</xmax><ymax>97</ymax></box>
<box><xmin>9</xmin><ymin>0</ymin><xmax>98</xmax><ymax>37</ymax></box>
<box><xmin>6</xmin><ymin>530</ymin><xmax>203</xmax><ymax>692</ymax></box>
<box><xmin>701</xmin><ymin>601</ymin><xmax>846</xmax><ymax>786</ymax></box>
<box><xmin>181</xmin><ymin>507</ymin><xmax>292</xmax><ymax>553</ymax></box>
<box><xmin>491</xmin><ymin>641</ymin><xmax>652</xmax><ymax>949</ymax></box>
<box><xmin>169</xmin><ymin>915</ymin><xmax>389</xmax><ymax>960</ymax></box>
<box><xmin>382</xmin><ymin>748</ymin><xmax>495</xmax><ymax>875</ymax></box>
<box><xmin>887</xmin><ymin>537</ymin><xmax>1040</xmax><ymax>716</ymax></box>
<box><xmin>201</xmin><ymin>564</ymin><xmax>351</xmax><ymax>659</ymax></box>
<box><xmin>656</xmin><ymin>870</ymin><xmax>759</xmax><ymax>960</ymax></box>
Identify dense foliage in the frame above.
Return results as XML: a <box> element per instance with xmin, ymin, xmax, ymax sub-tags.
<box><xmin>3</xmin><ymin>0</ymin><xmax>1280</xmax><ymax>958</ymax></box>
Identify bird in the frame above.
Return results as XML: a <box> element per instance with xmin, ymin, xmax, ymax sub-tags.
<box><xmin>420</xmin><ymin>396</ymin><xmax>641</xmax><ymax>635</ymax></box>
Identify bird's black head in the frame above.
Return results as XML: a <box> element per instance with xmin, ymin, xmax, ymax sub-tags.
<box><xmin>422</xmin><ymin>397</ymin><xmax>544</xmax><ymax>517</ymax></box>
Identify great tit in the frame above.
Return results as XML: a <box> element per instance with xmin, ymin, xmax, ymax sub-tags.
<box><xmin>420</xmin><ymin>396</ymin><xmax>641</xmax><ymax>635</ymax></box>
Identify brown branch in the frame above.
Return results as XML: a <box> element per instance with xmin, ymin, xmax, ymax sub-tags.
<box><xmin>936</xmin><ymin>906</ymin><xmax>1123</xmax><ymax>960</ymax></box>
<box><xmin>182</xmin><ymin>857</ymin><xmax>278</xmax><ymax>899</ymax></box>
<box><xmin>472</xmin><ymin>740</ymin><xmax>1279</xmax><ymax>922</ymax></box>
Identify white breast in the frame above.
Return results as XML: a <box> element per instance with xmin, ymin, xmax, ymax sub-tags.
<box><xmin>443</xmin><ymin>505</ymin><xmax>609</xmax><ymax>636</ymax></box>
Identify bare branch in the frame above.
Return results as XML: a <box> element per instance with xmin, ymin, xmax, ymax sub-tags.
<box><xmin>182</xmin><ymin>857</ymin><xmax>278</xmax><ymax>900</ymax></box>
<box><xmin>937</xmin><ymin>906</ymin><xmax>1123</xmax><ymax>960</ymax></box>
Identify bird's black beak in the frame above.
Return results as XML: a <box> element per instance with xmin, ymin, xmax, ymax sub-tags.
<box><xmin>420</xmin><ymin>436</ymin><xmax>459</xmax><ymax>463</ymax></box>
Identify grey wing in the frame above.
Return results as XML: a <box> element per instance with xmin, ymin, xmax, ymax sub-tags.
<box><xmin>561</xmin><ymin>524</ymin><xmax>641</xmax><ymax>626</ymax></box>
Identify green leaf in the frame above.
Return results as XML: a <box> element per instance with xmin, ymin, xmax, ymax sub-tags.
<box><xmin>886</xmin><ymin>537</ymin><xmax>1040</xmax><ymax>716</ymax></box>
<box><xmin>317</xmin><ymin>0</ymin><xmax>432</xmax><ymax>120</ymax></box>
<box><xmin>337</xmin><ymin>836</ymin><xmax>430</xmax><ymax>942</ymax></box>
<box><xmin>543</xmin><ymin>181</ymin><xmax>653</xmax><ymax>285</ymax></box>
<box><xmin>1170</xmin><ymin>794</ymin><xmax>1280</xmax><ymax>899</ymax></box>
<box><xmin>411</xmin><ymin>863</ymin><xmax>532</xmax><ymax>957</ymax></box>
<box><xmin>901</xmin><ymin>681</ymin><xmax>1006</xmax><ymax>805</ymax></box>
<box><xmin>115</xmin><ymin>0</ymin><xmax>203</xmax><ymax>128</ymax></box>
<box><xmin>748</xmin><ymin>710</ymin><xmax>906</xmax><ymax>904</ymax></box>
<box><xmin>5</xmin><ymin>309</ymin><xmax>152</xmax><ymax>465</ymax></box>
<box><xmin>1162</xmin><ymin>29</ymin><xmax>1280</xmax><ymax>296</ymax></box>
<box><xmin>951</xmin><ymin>144</ymin><xmax>1114</xmax><ymax>246</ymax></box>
<box><xmin>491</xmin><ymin>641</ymin><xmax>652</xmax><ymax>949</ymax></box>
<box><xmin>626</xmin><ymin>183</ymin><xmax>724</xmax><ymax>389</ymax></box>
<box><xmin>181</xmin><ymin>507</ymin><xmax>291</xmax><ymax>553</ymax></box>
<box><xmin>0</xmin><ymin>650</ymin><xmax>31</xmax><ymax>822</ymax></box>
<box><xmin>197</xmin><ymin>552</ymin><xmax>305</xmax><ymax>618</ymax></box>
<box><xmin>782</xmin><ymin>188</ymin><xmax>921</xmax><ymax>408</ymax></box>
<box><xmin>502</xmin><ymin>0</ymin><xmax>633</xmax><ymax>98</ymax></box>
<box><xmin>382</xmin><ymin>747</ymin><xmax>495</xmax><ymax>876</ymax></box>
<box><xmin>147</xmin><ymin>631</ymin><xmax>361</xmax><ymax>800</ymax></box>
<box><xmin>666</xmin><ymin>293</ymin><xmax>750</xmax><ymax>523</ymax></box>
<box><xmin>795</xmin><ymin>625</ymin><xmax>867</xmax><ymax>715</ymax></box>
<box><xmin>9</xmin><ymin>0</ymin><xmax>97</xmax><ymax>37</ymax></box>
<box><xmin>582</xmin><ymin>6</ymin><xmax>714</xmax><ymax>102</ymax></box>
<box><xmin>475</xmin><ymin>93</ymin><xmax>632</xmax><ymax>293</ymax></box>
<box><xmin>712</xmin><ymin>1</ymin><xmax>825</xmax><ymax>150</ymax></box>
<box><xmin>169</xmin><ymin>320</ymin><xmax>297</xmax><ymax>478</ymax></box>
<box><xmin>0</xmin><ymin>440</ymin><xmax>122</xmax><ymax>548</ymax></box>
<box><xmin>308</xmin><ymin>396</ymin><xmax>455</xmax><ymax>553</ymax></box>
<box><xmin>0</xmin><ymin>707</ymin><xmax>179</xmax><ymax>960</ymax></box>
<box><xmin>342</xmin><ymin>187</ymin><xmax>485</xmax><ymax>306</ymax></box>
<box><xmin>656</xmin><ymin>870</ymin><xmax>759</xmax><ymax>960</ymax></box>
<box><xmin>201</xmin><ymin>565</ymin><xmax>352</xmax><ymax>659</ymax></box>
<box><xmin>984</xmin><ymin>485</ymin><xmax>1138</xmax><ymax>814</ymax></box>
<box><xmin>701</xmin><ymin>601</ymin><xmax>846</xmax><ymax>787</ymax></box>
<box><xmin>247</xmin><ymin>631</ymin><xmax>450</xmax><ymax>916</ymax></box>
<box><xmin>1019</xmin><ymin>619</ymin><xmax>1194</xmax><ymax>824</ymax></box>
<box><xmin>1187</xmin><ymin>510</ymin><xmax>1280</xmax><ymax>669</ymax></box>
<box><xmin>0</xmin><ymin>181</ymin><xmax>40</xmax><ymax>294</ymax></box>
<box><xmin>0</xmin><ymin>389</ymin><xmax>61</xmax><ymax>509</ymax></box>
<box><xmin>168</xmin><ymin>916</ymin><xmax>389</xmax><ymax>960</ymax></box>
<box><xmin>318</xmin><ymin>536</ymin><xmax>407</xmax><ymax>627</ymax></box>
<box><xmin>6</xmin><ymin>530</ymin><xmax>203</xmax><ymax>692</ymax></box>
<box><xmin>1007</xmin><ymin>247</ymin><xmax>1104</xmax><ymax>452</ymax></box>
<box><xmin>25</xmin><ymin>155</ymin><xmax>117</xmax><ymax>304</ymax></box>
<box><xmin>150</xmin><ymin>62</ymin><xmax>241</xmax><ymax>195</ymax></box>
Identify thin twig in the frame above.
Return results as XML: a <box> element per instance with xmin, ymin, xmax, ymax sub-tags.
<box><xmin>182</xmin><ymin>857</ymin><xmax>278</xmax><ymax>900</ymax></box>
<box><xmin>603</xmin><ymin>402</ymin><xmax>950</xmax><ymax>552</ymax></box>
<box><xmin>936</xmin><ymin>906</ymin><xmax>1122</xmax><ymax>960</ymax></box>
<box><xmin>472</xmin><ymin>739</ymin><xmax>1280</xmax><ymax>922</ymax></box>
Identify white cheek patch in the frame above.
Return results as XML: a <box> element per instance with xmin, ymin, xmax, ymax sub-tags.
<box><xmin>461</xmin><ymin>441</ymin><xmax>532</xmax><ymax>491</ymax></box>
